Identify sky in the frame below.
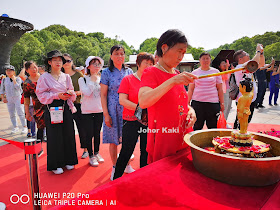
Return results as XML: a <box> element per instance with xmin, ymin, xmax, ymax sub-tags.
<box><xmin>1</xmin><ymin>0</ymin><xmax>280</xmax><ymax>51</ymax></box>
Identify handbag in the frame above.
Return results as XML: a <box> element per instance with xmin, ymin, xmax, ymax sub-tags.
<box><xmin>134</xmin><ymin>103</ymin><xmax>148</xmax><ymax>126</ymax></box>
<box><xmin>20</xmin><ymin>94</ymin><xmax>24</xmax><ymax>104</ymax></box>
<box><xmin>217</xmin><ymin>112</ymin><xmax>227</xmax><ymax>128</ymax></box>
<box><xmin>229</xmin><ymin>73</ymin><xmax>239</xmax><ymax>100</ymax></box>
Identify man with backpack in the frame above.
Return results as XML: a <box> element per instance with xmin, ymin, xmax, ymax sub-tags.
<box><xmin>232</xmin><ymin>44</ymin><xmax>265</xmax><ymax>129</ymax></box>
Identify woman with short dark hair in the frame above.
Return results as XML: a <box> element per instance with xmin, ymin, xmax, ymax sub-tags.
<box><xmin>113</xmin><ymin>52</ymin><xmax>154</xmax><ymax>179</ymax></box>
<box><xmin>23</xmin><ymin>61</ymin><xmax>45</xmax><ymax>155</ymax></box>
<box><xmin>138</xmin><ymin>29</ymin><xmax>197</xmax><ymax>163</ymax></box>
<box><xmin>188</xmin><ymin>52</ymin><xmax>224</xmax><ymax>130</ymax></box>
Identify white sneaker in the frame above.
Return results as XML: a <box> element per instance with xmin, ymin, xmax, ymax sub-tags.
<box><xmin>130</xmin><ymin>154</ymin><xmax>135</xmax><ymax>161</ymax></box>
<box><xmin>81</xmin><ymin>151</ymin><xmax>89</xmax><ymax>159</ymax></box>
<box><xmin>124</xmin><ymin>164</ymin><xmax>135</xmax><ymax>174</ymax></box>
<box><xmin>95</xmin><ymin>153</ymin><xmax>104</xmax><ymax>163</ymax></box>
<box><xmin>11</xmin><ymin>127</ymin><xmax>19</xmax><ymax>134</ymax></box>
<box><xmin>21</xmin><ymin>127</ymin><xmax>28</xmax><ymax>134</ymax></box>
<box><xmin>226</xmin><ymin>124</ymin><xmax>233</xmax><ymax>129</ymax></box>
<box><xmin>117</xmin><ymin>153</ymin><xmax>134</xmax><ymax>161</ymax></box>
<box><xmin>89</xmin><ymin>156</ymin><xmax>99</xmax><ymax>167</ymax></box>
<box><xmin>0</xmin><ymin>202</ymin><xmax>6</xmax><ymax>210</ymax></box>
<box><xmin>110</xmin><ymin>166</ymin><xmax>115</xmax><ymax>181</ymax></box>
<box><xmin>52</xmin><ymin>168</ymin><xmax>64</xmax><ymax>174</ymax></box>
<box><xmin>65</xmin><ymin>165</ymin><xmax>74</xmax><ymax>170</ymax></box>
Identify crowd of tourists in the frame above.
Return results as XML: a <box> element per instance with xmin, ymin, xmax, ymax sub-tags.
<box><xmin>0</xmin><ymin>29</ymin><xmax>279</xmax><ymax>180</ymax></box>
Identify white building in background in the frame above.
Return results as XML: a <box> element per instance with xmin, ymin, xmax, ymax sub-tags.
<box><xmin>125</xmin><ymin>53</ymin><xmax>199</xmax><ymax>72</ymax></box>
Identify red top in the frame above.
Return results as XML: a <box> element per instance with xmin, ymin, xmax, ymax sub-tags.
<box><xmin>140</xmin><ymin>67</ymin><xmax>193</xmax><ymax>163</ymax></box>
<box><xmin>118</xmin><ymin>74</ymin><xmax>140</xmax><ymax>121</ymax></box>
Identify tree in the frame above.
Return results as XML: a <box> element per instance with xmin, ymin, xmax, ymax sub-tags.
<box><xmin>230</xmin><ymin>37</ymin><xmax>255</xmax><ymax>58</ymax></box>
<box><xmin>187</xmin><ymin>47</ymin><xmax>205</xmax><ymax>60</ymax></box>
<box><xmin>66</xmin><ymin>37</ymin><xmax>96</xmax><ymax>66</ymax></box>
<box><xmin>252</xmin><ymin>32</ymin><xmax>280</xmax><ymax>48</ymax></box>
<box><xmin>10</xmin><ymin>33</ymin><xmax>44</xmax><ymax>71</ymax></box>
<box><xmin>264</xmin><ymin>42</ymin><xmax>280</xmax><ymax>60</ymax></box>
<box><xmin>87</xmin><ymin>32</ymin><xmax>105</xmax><ymax>41</ymax></box>
<box><xmin>139</xmin><ymin>38</ymin><xmax>158</xmax><ymax>54</ymax></box>
<box><xmin>43</xmin><ymin>25</ymin><xmax>72</xmax><ymax>37</ymax></box>
<box><xmin>44</xmin><ymin>39</ymin><xmax>67</xmax><ymax>54</ymax></box>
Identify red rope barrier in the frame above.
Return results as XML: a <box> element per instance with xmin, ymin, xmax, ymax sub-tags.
<box><xmin>0</xmin><ymin>137</ymin><xmax>41</xmax><ymax>154</ymax></box>
<box><xmin>0</xmin><ymin>137</ymin><xmax>24</xmax><ymax>149</ymax></box>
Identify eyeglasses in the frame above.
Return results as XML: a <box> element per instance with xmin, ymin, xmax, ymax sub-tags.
<box><xmin>91</xmin><ymin>63</ymin><xmax>102</xmax><ymax>67</ymax></box>
<box><xmin>65</xmin><ymin>60</ymin><xmax>72</xmax><ymax>63</ymax></box>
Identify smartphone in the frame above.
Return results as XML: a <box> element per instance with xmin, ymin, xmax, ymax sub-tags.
<box><xmin>63</xmin><ymin>92</ymin><xmax>72</xmax><ymax>96</ymax></box>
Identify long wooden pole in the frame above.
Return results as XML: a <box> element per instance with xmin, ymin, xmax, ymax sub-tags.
<box><xmin>197</xmin><ymin>67</ymin><xmax>245</xmax><ymax>79</ymax></box>
<box><xmin>197</xmin><ymin>60</ymin><xmax>258</xmax><ymax>79</ymax></box>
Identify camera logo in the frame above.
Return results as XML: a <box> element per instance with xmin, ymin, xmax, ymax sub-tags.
<box><xmin>10</xmin><ymin>194</ymin><xmax>30</xmax><ymax>204</ymax></box>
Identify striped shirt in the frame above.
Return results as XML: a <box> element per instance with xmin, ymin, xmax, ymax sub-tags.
<box><xmin>191</xmin><ymin>68</ymin><xmax>222</xmax><ymax>103</ymax></box>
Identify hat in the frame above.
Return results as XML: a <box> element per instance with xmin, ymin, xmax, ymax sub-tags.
<box><xmin>44</xmin><ymin>50</ymin><xmax>66</xmax><ymax>66</ymax></box>
<box><xmin>4</xmin><ymin>65</ymin><xmax>15</xmax><ymax>71</ymax></box>
<box><xmin>212</xmin><ymin>50</ymin><xmax>235</xmax><ymax>69</ymax></box>
<box><xmin>76</xmin><ymin>66</ymin><xmax>85</xmax><ymax>71</ymax></box>
<box><xmin>85</xmin><ymin>56</ymin><xmax>104</xmax><ymax>70</ymax></box>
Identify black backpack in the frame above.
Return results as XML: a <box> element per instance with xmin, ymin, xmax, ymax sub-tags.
<box><xmin>229</xmin><ymin>73</ymin><xmax>239</xmax><ymax>100</ymax></box>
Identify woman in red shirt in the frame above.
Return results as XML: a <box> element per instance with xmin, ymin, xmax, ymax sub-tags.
<box><xmin>139</xmin><ymin>29</ymin><xmax>197</xmax><ymax>163</ymax></box>
<box><xmin>113</xmin><ymin>52</ymin><xmax>155</xmax><ymax>179</ymax></box>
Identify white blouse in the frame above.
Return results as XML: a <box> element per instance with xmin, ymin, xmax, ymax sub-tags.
<box><xmin>78</xmin><ymin>75</ymin><xmax>103</xmax><ymax>114</ymax></box>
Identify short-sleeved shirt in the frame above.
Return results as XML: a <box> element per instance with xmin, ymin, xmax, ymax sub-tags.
<box><xmin>70</xmin><ymin>71</ymin><xmax>83</xmax><ymax>104</ymax></box>
<box><xmin>234</xmin><ymin>64</ymin><xmax>257</xmax><ymax>102</ymax></box>
<box><xmin>191</xmin><ymin>68</ymin><xmax>223</xmax><ymax>103</ymax></box>
<box><xmin>118</xmin><ymin>74</ymin><xmax>140</xmax><ymax>121</ymax></box>
<box><xmin>100</xmin><ymin>67</ymin><xmax>133</xmax><ymax>145</ymax></box>
<box><xmin>140</xmin><ymin>66</ymin><xmax>193</xmax><ymax>163</ymax></box>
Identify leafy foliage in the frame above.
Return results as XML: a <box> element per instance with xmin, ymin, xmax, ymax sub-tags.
<box><xmin>10</xmin><ymin>25</ymin><xmax>280</xmax><ymax>71</ymax></box>
<box><xmin>209</xmin><ymin>31</ymin><xmax>280</xmax><ymax>61</ymax></box>
<box><xmin>11</xmin><ymin>24</ymin><xmax>135</xmax><ymax>69</ymax></box>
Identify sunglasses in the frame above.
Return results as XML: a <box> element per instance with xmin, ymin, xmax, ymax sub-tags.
<box><xmin>65</xmin><ymin>60</ymin><xmax>72</xmax><ymax>63</ymax></box>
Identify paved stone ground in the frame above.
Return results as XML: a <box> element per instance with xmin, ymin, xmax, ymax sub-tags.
<box><xmin>227</xmin><ymin>90</ymin><xmax>280</xmax><ymax>125</ymax></box>
<box><xmin>0</xmin><ymin>90</ymin><xmax>279</xmax><ymax>146</ymax></box>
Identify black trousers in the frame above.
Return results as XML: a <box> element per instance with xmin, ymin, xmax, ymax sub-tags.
<box><xmin>233</xmin><ymin>101</ymin><xmax>256</xmax><ymax>129</ymax></box>
<box><xmin>256</xmin><ymin>81</ymin><xmax>267</xmax><ymax>106</ymax></box>
<box><xmin>73</xmin><ymin>103</ymin><xmax>87</xmax><ymax>148</ymax></box>
<box><xmin>45</xmin><ymin>100</ymin><xmax>78</xmax><ymax>171</ymax></box>
<box><xmin>82</xmin><ymin>113</ymin><xmax>103</xmax><ymax>157</ymax></box>
<box><xmin>37</xmin><ymin>128</ymin><xmax>44</xmax><ymax>141</ymax></box>
<box><xmin>113</xmin><ymin>120</ymin><xmax>148</xmax><ymax>180</ymax></box>
<box><xmin>191</xmin><ymin>100</ymin><xmax>221</xmax><ymax>131</ymax></box>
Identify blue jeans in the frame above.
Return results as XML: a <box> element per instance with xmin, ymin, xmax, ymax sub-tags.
<box><xmin>27</xmin><ymin>106</ymin><xmax>36</xmax><ymax>135</ymax></box>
